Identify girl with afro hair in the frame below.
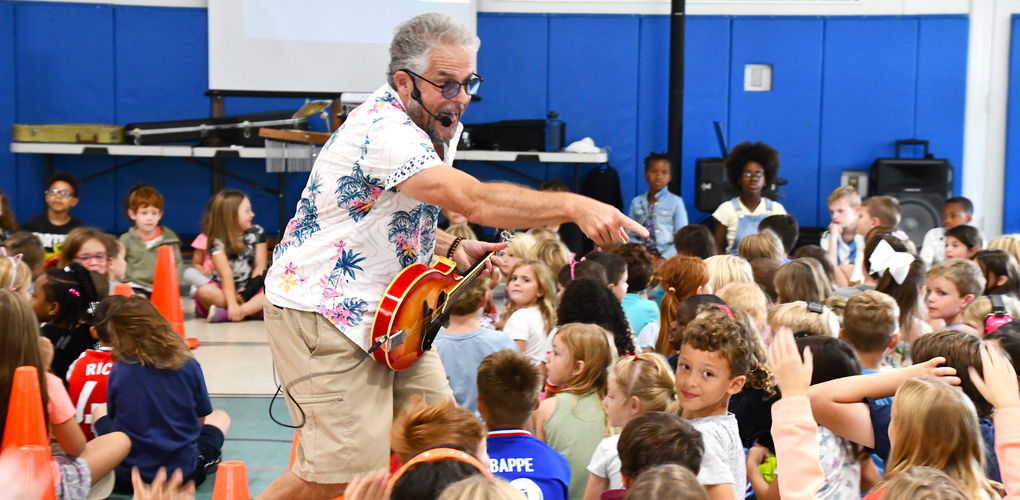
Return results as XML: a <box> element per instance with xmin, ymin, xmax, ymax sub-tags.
<box><xmin>712</xmin><ymin>141</ymin><xmax>787</xmax><ymax>254</ymax></box>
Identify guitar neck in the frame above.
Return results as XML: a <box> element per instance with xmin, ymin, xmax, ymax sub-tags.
<box><xmin>441</xmin><ymin>250</ymin><xmax>495</xmax><ymax>309</ymax></box>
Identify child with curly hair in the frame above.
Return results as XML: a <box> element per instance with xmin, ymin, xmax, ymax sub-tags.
<box><xmin>676</xmin><ymin>304</ymin><xmax>774</xmax><ymax>500</ymax></box>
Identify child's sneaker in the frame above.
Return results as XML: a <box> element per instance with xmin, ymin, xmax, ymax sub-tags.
<box><xmin>207</xmin><ymin>305</ymin><xmax>229</xmax><ymax>323</ymax></box>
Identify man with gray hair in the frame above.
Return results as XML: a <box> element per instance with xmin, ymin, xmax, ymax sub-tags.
<box><xmin>259</xmin><ymin>13</ymin><xmax>645</xmax><ymax>499</ymax></box>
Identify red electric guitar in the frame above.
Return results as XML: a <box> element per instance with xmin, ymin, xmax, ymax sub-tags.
<box><xmin>370</xmin><ymin>231</ymin><xmax>511</xmax><ymax>371</ymax></box>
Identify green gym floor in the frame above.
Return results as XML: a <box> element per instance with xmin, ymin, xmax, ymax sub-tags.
<box><xmin>111</xmin><ymin>297</ymin><xmax>293</xmax><ymax>499</ymax></box>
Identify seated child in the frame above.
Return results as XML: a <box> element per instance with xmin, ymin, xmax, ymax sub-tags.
<box><xmin>962</xmin><ymin>294</ymin><xmax>1020</xmax><ymax>336</ymax></box>
<box><xmin>605</xmin><ymin>412</ymin><xmax>705</xmax><ymax>500</ymax></box>
<box><xmin>102</xmin><ymin>234</ymin><xmax>127</xmax><ymax>290</ymax></box>
<box><xmin>766</xmin><ymin>301</ymin><xmax>840</xmax><ymax>343</ymax></box>
<box><xmin>841</xmin><ymin>291</ymin><xmax>900</xmax><ymax>376</ymax></box>
<box><xmin>584</xmin><ymin>355</ymin><xmax>676</xmax><ymax>499</ymax></box>
<box><xmin>0</xmin><ymin>289</ymin><xmax>131</xmax><ymax>500</ymax></box>
<box><xmin>757</xmin><ymin>215</ymin><xmax>799</xmax><ymax>260</ymax></box>
<box><xmin>557</xmin><ymin>278</ymin><xmax>636</xmax><ymax>358</ymax></box>
<box><xmin>195</xmin><ymin>190</ymin><xmax>266</xmax><ymax>323</ymax></box>
<box><xmin>819</xmin><ymin>186</ymin><xmax>865</xmax><ymax>282</ymax></box>
<box><xmin>926</xmin><ymin>259</ymin><xmax>985</xmax><ymax>330</ymax></box>
<box><xmin>984</xmin><ymin>322</ymin><xmax>1020</xmax><ymax>380</ymax></box>
<box><xmin>500</xmin><ymin>260</ymin><xmax>557</xmax><ymax>364</ymax></box>
<box><xmin>437</xmin><ymin>475</ymin><xmax>533</xmax><ymax>500</ymax></box>
<box><xmin>31</xmin><ymin>263</ymin><xmax>103</xmax><ymax>382</ymax></box>
<box><xmin>676</xmin><ymin>304</ymin><xmax>774</xmax><ymax>500</ymax></box>
<box><xmin>623</xmin><ymin>464</ymin><xmax>709</xmax><ymax>500</ymax></box>
<box><xmin>972</xmin><ymin>249</ymin><xmax>1020</xmax><ymax>297</ymax></box>
<box><xmin>534</xmin><ymin>323</ymin><xmax>616</xmax><ymax>500</ymax></box>
<box><xmin>66</xmin><ymin>301</ymin><xmax>116</xmax><ymax>440</ymax></box>
<box><xmin>794</xmin><ymin>245</ymin><xmax>845</xmax><ymax>289</ymax></box>
<box><xmin>715</xmin><ymin>283</ymin><xmax>767</xmax><ymax>334</ymax></box>
<box><xmin>944</xmin><ymin>225</ymin><xmax>983</xmax><ymax>260</ymax></box>
<box><xmin>531</xmin><ymin>239</ymin><xmax>571</xmax><ymax>283</ymax></box>
<box><xmin>988</xmin><ymin>234</ymin><xmax>1020</xmax><ymax>266</ymax></box>
<box><xmin>644</xmin><ymin>256</ymin><xmax>712</xmax><ymax>355</ymax></box>
<box><xmin>806</xmin><ymin>329</ymin><xmax>1007</xmax><ymax>485</ymax></box>
<box><xmin>747</xmin><ymin>335</ymin><xmax>868</xmax><ymax>500</ymax></box>
<box><xmin>627</xmin><ymin>152</ymin><xmax>688</xmax><ymax>258</ymax></box>
<box><xmin>478</xmin><ymin>349</ymin><xmax>571</xmax><ymax>500</ymax></box>
<box><xmin>583</xmin><ymin>251</ymin><xmax>629</xmax><ymax>303</ymax></box>
<box><xmin>120</xmin><ymin>186</ymin><xmax>185</xmax><ymax>294</ymax></box>
<box><xmin>920</xmin><ymin>196</ymin><xmax>973</xmax><ymax>267</ymax></box>
<box><xmin>433</xmin><ymin>278</ymin><xmax>517</xmax><ymax>416</ymax></box>
<box><xmin>606</xmin><ymin>243</ymin><xmax>659</xmax><ymax>336</ymax></box>
<box><xmin>58</xmin><ymin>228</ymin><xmax>112</xmax><ymax>275</ymax></box>
<box><xmin>855</xmin><ymin>197</ymin><xmax>901</xmax><ymax>240</ymax></box>
<box><xmin>388</xmin><ymin>444</ymin><xmax>491</xmax><ymax>500</ymax></box>
<box><xmin>391</xmin><ymin>397</ymin><xmax>487</xmax><ymax>463</ymax></box>
<box><xmin>775</xmin><ymin>259</ymin><xmax>830</xmax><ymax>304</ymax></box>
<box><xmin>21</xmin><ymin>172</ymin><xmax>85</xmax><ymax>259</ymax></box>
<box><xmin>660</xmin><ymin>295</ymin><xmax>726</xmax><ymax>372</ymax></box>
<box><xmin>704</xmin><ymin>255</ymin><xmax>753</xmax><ymax>292</ymax></box>
<box><xmin>848</xmin><ymin>197</ymin><xmax>902</xmax><ymax>283</ymax></box>
<box><xmin>499</xmin><ymin>232</ymin><xmax>537</xmax><ymax>277</ymax></box>
<box><xmin>749</xmin><ymin>258</ymin><xmax>781</xmax><ymax>304</ymax></box>
<box><xmin>91</xmin><ymin>296</ymin><xmax>230</xmax><ymax>491</ymax></box>
<box><xmin>736</xmin><ymin>230</ymin><xmax>785</xmax><ymax>262</ymax></box>
<box><xmin>4</xmin><ymin>231</ymin><xmax>47</xmax><ymax>279</ymax></box>
<box><xmin>712</xmin><ymin>142</ymin><xmax>786</xmax><ymax>254</ymax></box>
<box><xmin>673</xmin><ymin>224</ymin><xmax>717</xmax><ymax>260</ymax></box>
<box><xmin>0</xmin><ymin>248</ymin><xmax>34</xmax><ymax>301</ymax></box>
<box><xmin>555</xmin><ymin>258</ymin><xmax>608</xmax><ymax>302</ymax></box>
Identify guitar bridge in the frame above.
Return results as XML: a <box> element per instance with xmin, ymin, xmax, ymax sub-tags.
<box><xmin>386</xmin><ymin>330</ymin><xmax>406</xmax><ymax>351</ymax></box>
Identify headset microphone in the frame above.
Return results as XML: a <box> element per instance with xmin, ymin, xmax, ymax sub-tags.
<box><xmin>411</xmin><ymin>88</ymin><xmax>453</xmax><ymax>127</ymax></box>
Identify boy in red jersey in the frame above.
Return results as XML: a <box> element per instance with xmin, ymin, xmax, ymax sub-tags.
<box><xmin>66</xmin><ymin>314</ymin><xmax>113</xmax><ymax>440</ymax></box>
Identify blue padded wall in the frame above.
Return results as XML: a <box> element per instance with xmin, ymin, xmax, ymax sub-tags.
<box><xmin>818</xmin><ymin>19</ymin><xmax>919</xmax><ymax>225</ymax></box>
<box><xmin>0</xmin><ymin>3</ymin><xmax>970</xmax><ymax>237</ymax></box>
<box><xmin>1005</xmin><ymin>15</ymin><xmax>1020</xmax><ymax>233</ymax></box>
<box><xmin>916</xmin><ymin>17</ymin><xmax>968</xmax><ymax>199</ymax></box>
<box><xmin>729</xmin><ymin>18</ymin><xmax>824</xmax><ymax>226</ymax></box>
<box><xmin>548</xmin><ymin>15</ymin><xmax>641</xmax><ymax>203</ymax></box>
<box><xmin>14</xmin><ymin>2</ymin><xmax>118</xmax><ymax>228</ymax></box>
<box><xmin>0</xmin><ymin>2</ymin><xmax>14</xmax><ymax>210</ymax></box>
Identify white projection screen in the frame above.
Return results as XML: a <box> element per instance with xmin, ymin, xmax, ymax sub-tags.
<box><xmin>208</xmin><ymin>0</ymin><xmax>477</xmax><ymax>94</ymax></box>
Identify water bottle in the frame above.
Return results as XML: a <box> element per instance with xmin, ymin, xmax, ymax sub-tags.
<box><xmin>544</xmin><ymin>111</ymin><xmax>563</xmax><ymax>152</ymax></box>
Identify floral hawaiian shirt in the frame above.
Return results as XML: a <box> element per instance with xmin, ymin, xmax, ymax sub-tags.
<box><xmin>265</xmin><ymin>84</ymin><xmax>461</xmax><ymax>351</ymax></box>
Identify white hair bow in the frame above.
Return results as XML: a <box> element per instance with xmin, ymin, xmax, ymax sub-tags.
<box><xmin>869</xmin><ymin>239</ymin><xmax>914</xmax><ymax>285</ymax></box>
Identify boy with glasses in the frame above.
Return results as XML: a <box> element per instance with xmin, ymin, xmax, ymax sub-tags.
<box><xmin>21</xmin><ymin>172</ymin><xmax>85</xmax><ymax>259</ymax></box>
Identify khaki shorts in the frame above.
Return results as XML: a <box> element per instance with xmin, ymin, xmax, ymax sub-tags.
<box><xmin>264</xmin><ymin>300</ymin><xmax>452</xmax><ymax>484</ymax></box>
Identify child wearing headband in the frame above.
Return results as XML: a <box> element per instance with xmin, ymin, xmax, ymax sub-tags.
<box><xmin>0</xmin><ymin>248</ymin><xmax>33</xmax><ymax>301</ymax></box>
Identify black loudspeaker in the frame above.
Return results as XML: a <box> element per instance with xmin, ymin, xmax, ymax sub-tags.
<box><xmin>694</xmin><ymin>158</ymin><xmax>781</xmax><ymax>213</ymax></box>
<box><xmin>870</xmin><ymin>140</ymin><xmax>954</xmax><ymax>246</ymax></box>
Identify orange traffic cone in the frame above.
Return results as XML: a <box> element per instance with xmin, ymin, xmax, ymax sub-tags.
<box><xmin>150</xmin><ymin>246</ymin><xmax>198</xmax><ymax>349</ymax></box>
<box><xmin>113</xmin><ymin>283</ymin><xmax>133</xmax><ymax>297</ymax></box>
<box><xmin>1</xmin><ymin>366</ymin><xmax>49</xmax><ymax>455</ymax></box>
<box><xmin>17</xmin><ymin>445</ymin><xmax>57</xmax><ymax>500</ymax></box>
<box><xmin>212</xmin><ymin>461</ymin><xmax>250</xmax><ymax>500</ymax></box>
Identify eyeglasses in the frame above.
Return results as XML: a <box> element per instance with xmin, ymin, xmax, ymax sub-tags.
<box><xmin>75</xmin><ymin>253</ymin><xmax>107</xmax><ymax>263</ymax></box>
<box><xmin>742</xmin><ymin>172</ymin><xmax>765</xmax><ymax>180</ymax></box>
<box><xmin>401</xmin><ymin>69</ymin><xmax>483</xmax><ymax>99</ymax></box>
<box><xmin>44</xmin><ymin>189</ymin><xmax>75</xmax><ymax>198</ymax></box>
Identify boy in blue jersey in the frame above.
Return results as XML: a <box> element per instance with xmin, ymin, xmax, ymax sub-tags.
<box><xmin>478</xmin><ymin>349</ymin><xmax>571</xmax><ymax>500</ymax></box>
